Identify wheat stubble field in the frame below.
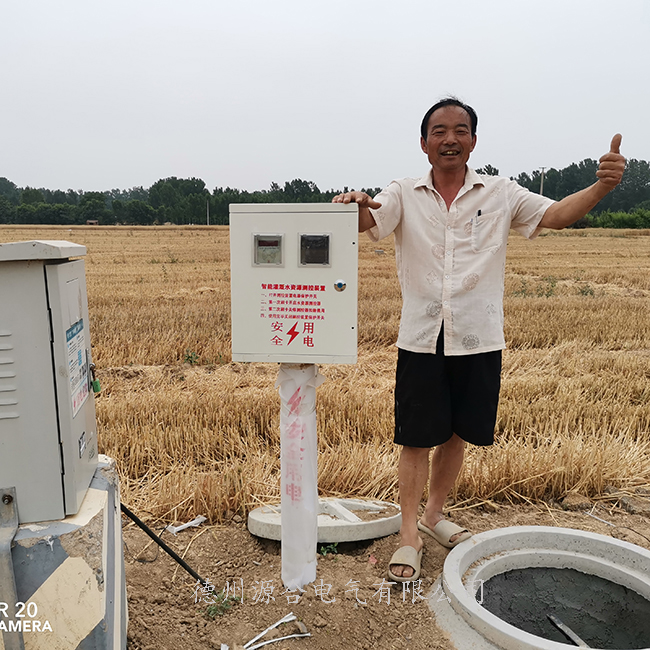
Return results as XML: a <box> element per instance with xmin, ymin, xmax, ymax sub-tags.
<box><xmin>3</xmin><ymin>225</ymin><xmax>650</xmax><ymax>522</ymax></box>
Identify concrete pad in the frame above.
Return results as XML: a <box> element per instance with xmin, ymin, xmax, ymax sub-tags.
<box><xmin>248</xmin><ymin>498</ymin><xmax>401</xmax><ymax>543</ymax></box>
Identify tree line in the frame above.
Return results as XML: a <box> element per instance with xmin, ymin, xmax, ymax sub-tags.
<box><xmin>1</xmin><ymin>157</ymin><xmax>649</xmax><ymax>227</ymax></box>
<box><xmin>0</xmin><ymin>177</ymin><xmax>382</xmax><ymax>227</ymax></box>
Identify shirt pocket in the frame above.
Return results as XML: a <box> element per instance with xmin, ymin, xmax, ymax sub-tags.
<box><xmin>470</xmin><ymin>209</ymin><xmax>505</xmax><ymax>253</ymax></box>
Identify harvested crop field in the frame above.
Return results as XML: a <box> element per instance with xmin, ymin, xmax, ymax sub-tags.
<box><xmin>2</xmin><ymin>224</ymin><xmax>650</xmax><ymax>649</ymax></box>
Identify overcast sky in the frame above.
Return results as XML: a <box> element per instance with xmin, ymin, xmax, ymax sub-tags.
<box><xmin>1</xmin><ymin>0</ymin><xmax>648</xmax><ymax>194</ymax></box>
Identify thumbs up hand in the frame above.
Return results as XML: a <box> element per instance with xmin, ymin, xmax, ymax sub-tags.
<box><xmin>596</xmin><ymin>134</ymin><xmax>625</xmax><ymax>190</ymax></box>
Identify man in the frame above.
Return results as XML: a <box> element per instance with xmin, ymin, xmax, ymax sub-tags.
<box><xmin>332</xmin><ymin>97</ymin><xmax>625</xmax><ymax>582</ymax></box>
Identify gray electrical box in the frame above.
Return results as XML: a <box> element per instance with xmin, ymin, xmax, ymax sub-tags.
<box><xmin>0</xmin><ymin>240</ymin><xmax>98</xmax><ymax>523</ymax></box>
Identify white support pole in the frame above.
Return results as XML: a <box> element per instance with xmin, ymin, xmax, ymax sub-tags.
<box><xmin>275</xmin><ymin>363</ymin><xmax>325</xmax><ymax>589</ymax></box>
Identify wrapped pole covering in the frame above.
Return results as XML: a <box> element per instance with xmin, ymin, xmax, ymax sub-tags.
<box><xmin>275</xmin><ymin>363</ymin><xmax>325</xmax><ymax>589</ymax></box>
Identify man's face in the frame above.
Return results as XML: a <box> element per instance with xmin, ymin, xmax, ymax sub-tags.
<box><xmin>420</xmin><ymin>105</ymin><xmax>477</xmax><ymax>173</ymax></box>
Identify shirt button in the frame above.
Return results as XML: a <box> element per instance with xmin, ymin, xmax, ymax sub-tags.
<box><xmin>443</xmin><ymin>301</ymin><xmax>449</xmax><ymax>306</ymax></box>
<box><xmin>445</xmin><ymin>274</ymin><xmax>450</xmax><ymax>279</ymax></box>
<box><xmin>446</xmin><ymin>250</ymin><xmax>451</xmax><ymax>256</ymax></box>
<box><xmin>447</xmin><ymin>225</ymin><xmax>451</xmax><ymax>230</ymax></box>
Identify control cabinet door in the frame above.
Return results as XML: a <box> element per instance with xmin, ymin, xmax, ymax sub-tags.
<box><xmin>46</xmin><ymin>260</ymin><xmax>98</xmax><ymax>515</ymax></box>
<box><xmin>230</xmin><ymin>205</ymin><xmax>358</xmax><ymax>363</ymax></box>
<box><xmin>0</xmin><ymin>260</ymin><xmax>64</xmax><ymax>523</ymax></box>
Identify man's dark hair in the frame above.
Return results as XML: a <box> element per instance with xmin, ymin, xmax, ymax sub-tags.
<box><xmin>420</xmin><ymin>97</ymin><xmax>478</xmax><ymax>139</ymax></box>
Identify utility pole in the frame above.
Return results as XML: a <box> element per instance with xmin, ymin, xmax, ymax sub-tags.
<box><xmin>206</xmin><ymin>197</ymin><xmax>210</xmax><ymax>226</ymax></box>
<box><xmin>539</xmin><ymin>167</ymin><xmax>546</xmax><ymax>196</ymax></box>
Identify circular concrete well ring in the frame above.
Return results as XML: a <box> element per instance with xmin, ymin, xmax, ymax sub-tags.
<box><xmin>436</xmin><ymin>526</ymin><xmax>650</xmax><ymax>650</ymax></box>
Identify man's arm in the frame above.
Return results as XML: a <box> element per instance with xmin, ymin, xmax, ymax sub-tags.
<box><xmin>539</xmin><ymin>134</ymin><xmax>625</xmax><ymax>230</ymax></box>
<box><xmin>332</xmin><ymin>191</ymin><xmax>382</xmax><ymax>233</ymax></box>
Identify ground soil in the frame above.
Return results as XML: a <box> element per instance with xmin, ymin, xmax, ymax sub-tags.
<box><xmin>123</xmin><ymin>496</ymin><xmax>650</xmax><ymax>650</ymax></box>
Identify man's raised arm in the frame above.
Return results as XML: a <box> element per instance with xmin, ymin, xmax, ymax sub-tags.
<box><xmin>539</xmin><ymin>134</ymin><xmax>626</xmax><ymax>230</ymax></box>
<box><xmin>332</xmin><ymin>191</ymin><xmax>382</xmax><ymax>233</ymax></box>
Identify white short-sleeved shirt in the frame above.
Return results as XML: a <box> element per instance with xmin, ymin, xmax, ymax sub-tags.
<box><xmin>367</xmin><ymin>167</ymin><xmax>556</xmax><ymax>355</ymax></box>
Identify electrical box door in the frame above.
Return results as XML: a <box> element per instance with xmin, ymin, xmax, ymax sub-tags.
<box><xmin>0</xmin><ymin>240</ymin><xmax>98</xmax><ymax>523</ymax></box>
<box><xmin>230</xmin><ymin>203</ymin><xmax>358</xmax><ymax>364</ymax></box>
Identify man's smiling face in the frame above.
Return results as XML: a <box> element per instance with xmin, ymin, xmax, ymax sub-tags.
<box><xmin>420</xmin><ymin>105</ymin><xmax>477</xmax><ymax>174</ymax></box>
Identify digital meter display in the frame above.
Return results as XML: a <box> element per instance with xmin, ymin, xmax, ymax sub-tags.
<box><xmin>254</xmin><ymin>234</ymin><xmax>283</xmax><ymax>266</ymax></box>
<box><xmin>300</xmin><ymin>234</ymin><xmax>330</xmax><ymax>266</ymax></box>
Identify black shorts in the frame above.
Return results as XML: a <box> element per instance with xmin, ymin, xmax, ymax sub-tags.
<box><xmin>394</xmin><ymin>325</ymin><xmax>502</xmax><ymax>448</ymax></box>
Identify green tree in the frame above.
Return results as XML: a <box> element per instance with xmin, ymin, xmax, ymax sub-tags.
<box><xmin>51</xmin><ymin>190</ymin><xmax>68</xmax><ymax>204</ymax></box>
<box><xmin>15</xmin><ymin>204</ymin><xmax>36</xmax><ymax>223</ymax></box>
<box><xmin>177</xmin><ymin>177</ymin><xmax>206</xmax><ymax>197</ymax></box>
<box><xmin>112</xmin><ymin>198</ymin><xmax>126</xmax><ymax>222</ymax></box>
<box><xmin>0</xmin><ymin>178</ymin><xmax>20</xmax><ymax>204</ymax></box>
<box><xmin>79</xmin><ymin>192</ymin><xmax>112</xmax><ymax>224</ymax></box>
<box><xmin>186</xmin><ymin>192</ymin><xmax>209</xmax><ymax>224</ymax></box>
<box><xmin>45</xmin><ymin>189</ymin><xmax>79</xmax><ymax>205</ymax></box>
<box><xmin>107</xmin><ymin>186</ymin><xmax>149</xmax><ymax>203</ymax></box>
<box><xmin>15</xmin><ymin>203</ymin><xmax>76</xmax><ymax>225</ymax></box>
<box><xmin>476</xmin><ymin>164</ymin><xmax>500</xmax><ymax>176</ymax></box>
<box><xmin>513</xmin><ymin>157</ymin><xmax>650</xmax><ymax>214</ymax></box>
<box><xmin>149</xmin><ymin>179</ymin><xmax>178</xmax><ymax>210</ymax></box>
<box><xmin>212</xmin><ymin>186</ymin><xmax>246</xmax><ymax>225</ymax></box>
<box><xmin>512</xmin><ymin>171</ymin><xmax>531</xmax><ymax>187</ymax></box>
<box><xmin>148</xmin><ymin>177</ymin><xmax>209</xmax><ymax>224</ymax></box>
<box><xmin>607</xmin><ymin>159</ymin><xmax>650</xmax><ymax>213</ymax></box>
<box><xmin>38</xmin><ymin>203</ymin><xmax>77</xmax><ymax>225</ymax></box>
<box><xmin>283</xmin><ymin>178</ymin><xmax>320</xmax><ymax>202</ymax></box>
<box><xmin>0</xmin><ymin>195</ymin><xmax>16</xmax><ymax>223</ymax></box>
<box><xmin>125</xmin><ymin>200</ymin><xmax>156</xmax><ymax>225</ymax></box>
<box><xmin>21</xmin><ymin>187</ymin><xmax>45</xmax><ymax>205</ymax></box>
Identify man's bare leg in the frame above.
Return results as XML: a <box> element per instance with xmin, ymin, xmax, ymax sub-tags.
<box><xmin>389</xmin><ymin>445</ymin><xmax>430</xmax><ymax>579</ymax></box>
<box><xmin>420</xmin><ymin>433</ymin><xmax>466</xmax><ymax>541</ymax></box>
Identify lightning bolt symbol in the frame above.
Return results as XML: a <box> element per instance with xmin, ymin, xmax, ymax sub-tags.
<box><xmin>287</xmin><ymin>322</ymin><xmax>299</xmax><ymax>345</ymax></box>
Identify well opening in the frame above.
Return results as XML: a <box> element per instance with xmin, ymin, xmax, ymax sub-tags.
<box><xmin>482</xmin><ymin>566</ymin><xmax>650</xmax><ymax>649</ymax></box>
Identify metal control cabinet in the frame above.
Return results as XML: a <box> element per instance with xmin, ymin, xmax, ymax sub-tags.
<box><xmin>0</xmin><ymin>240</ymin><xmax>98</xmax><ymax>523</ymax></box>
<box><xmin>230</xmin><ymin>203</ymin><xmax>358</xmax><ymax>363</ymax></box>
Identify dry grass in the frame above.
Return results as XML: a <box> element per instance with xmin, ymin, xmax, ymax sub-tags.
<box><xmin>2</xmin><ymin>224</ymin><xmax>649</xmax><ymax>523</ymax></box>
